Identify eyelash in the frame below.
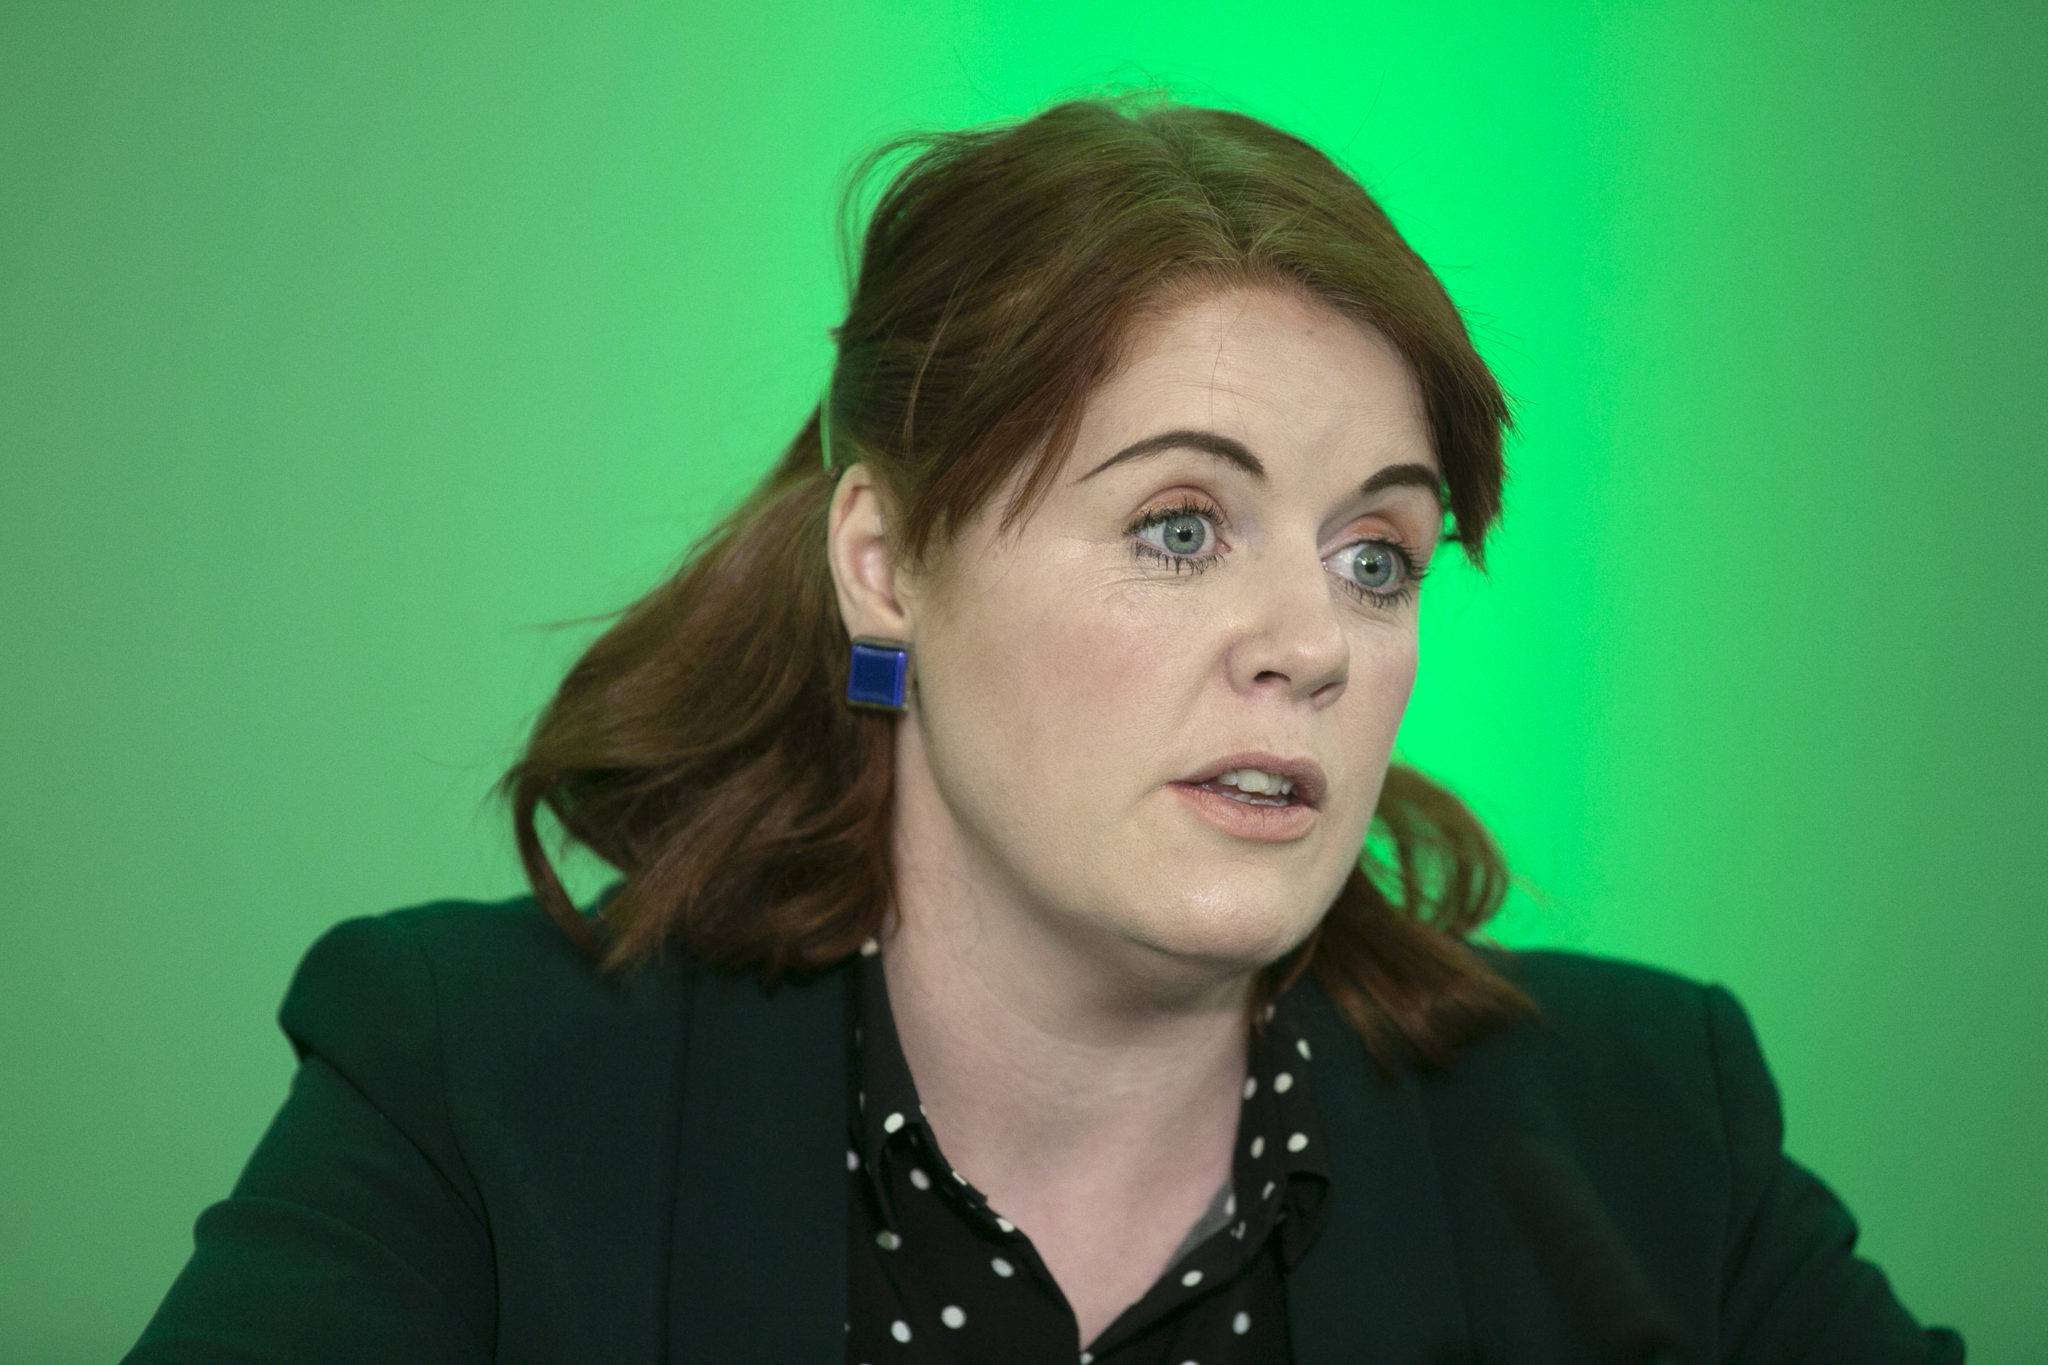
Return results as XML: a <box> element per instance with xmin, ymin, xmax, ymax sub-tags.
<box><xmin>1125</xmin><ymin>496</ymin><xmax>1427</xmax><ymax>609</ymax></box>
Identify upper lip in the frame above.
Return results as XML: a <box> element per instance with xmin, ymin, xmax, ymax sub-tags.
<box><xmin>1177</xmin><ymin>751</ymin><xmax>1327</xmax><ymax>809</ymax></box>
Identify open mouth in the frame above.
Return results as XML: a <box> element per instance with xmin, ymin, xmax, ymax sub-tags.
<box><xmin>1184</xmin><ymin>776</ymin><xmax>1298</xmax><ymax>808</ymax></box>
<box><xmin>1168</xmin><ymin>767</ymin><xmax>1320</xmax><ymax>843</ymax></box>
<box><xmin>1173</xmin><ymin>754</ymin><xmax>1325</xmax><ymax>812</ymax></box>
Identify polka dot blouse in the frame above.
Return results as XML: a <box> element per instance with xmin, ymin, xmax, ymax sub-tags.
<box><xmin>845</xmin><ymin>946</ymin><xmax>1330</xmax><ymax>1364</ymax></box>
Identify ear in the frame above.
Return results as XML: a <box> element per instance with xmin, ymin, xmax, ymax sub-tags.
<box><xmin>826</xmin><ymin>464</ymin><xmax>917</xmax><ymax>641</ymax></box>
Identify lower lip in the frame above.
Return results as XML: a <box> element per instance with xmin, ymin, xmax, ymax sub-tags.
<box><xmin>1170</xmin><ymin>782</ymin><xmax>1318</xmax><ymax>843</ymax></box>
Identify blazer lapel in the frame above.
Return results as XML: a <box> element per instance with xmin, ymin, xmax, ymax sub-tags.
<box><xmin>1286</xmin><ymin>978</ymin><xmax>1471</xmax><ymax>1365</ymax></box>
<box><xmin>658</xmin><ymin>958</ymin><xmax>1471</xmax><ymax>1361</ymax></box>
<box><xmin>667</xmin><ymin>963</ymin><xmax>850</xmax><ymax>1364</ymax></box>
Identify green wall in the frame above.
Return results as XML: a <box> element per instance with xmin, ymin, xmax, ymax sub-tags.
<box><xmin>4</xmin><ymin>4</ymin><xmax>2041</xmax><ymax>1359</ymax></box>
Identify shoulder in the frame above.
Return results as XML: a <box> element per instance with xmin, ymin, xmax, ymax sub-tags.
<box><xmin>1420</xmin><ymin>946</ymin><xmax>1775</xmax><ymax>1160</ymax></box>
<box><xmin>1484</xmin><ymin>943</ymin><xmax>1717</xmax><ymax>1022</ymax></box>
<box><xmin>1447</xmin><ymin>951</ymin><xmax>1963</xmax><ymax>1360</ymax></box>
<box><xmin>286</xmin><ymin>893</ymin><xmax>585</xmax><ymax>1001</ymax></box>
<box><xmin>280</xmin><ymin>892</ymin><xmax>696</xmax><ymax>1126</ymax></box>
<box><xmin>1481</xmin><ymin>947</ymin><xmax>1785</xmax><ymax>1167</ymax></box>
<box><xmin>1474</xmin><ymin>943</ymin><xmax>1758</xmax><ymax>1070</ymax></box>
<box><xmin>292</xmin><ymin>885</ymin><xmax>685</xmax><ymax>998</ymax></box>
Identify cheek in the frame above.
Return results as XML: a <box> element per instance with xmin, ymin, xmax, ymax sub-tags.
<box><xmin>942</xmin><ymin>583</ymin><xmax>1191</xmax><ymax>785</ymax></box>
<box><xmin>1336</xmin><ymin>629</ymin><xmax>1419</xmax><ymax>814</ymax></box>
<box><xmin>1371</xmin><ymin>633</ymin><xmax>1420</xmax><ymax>726</ymax></box>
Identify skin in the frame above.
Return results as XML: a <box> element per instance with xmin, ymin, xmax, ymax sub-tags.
<box><xmin>825</xmin><ymin>283</ymin><xmax>1444</xmax><ymax>1348</ymax></box>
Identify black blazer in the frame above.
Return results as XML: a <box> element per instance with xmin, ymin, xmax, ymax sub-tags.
<box><xmin>126</xmin><ymin>896</ymin><xmax>1962</xmax><ymax>1363</ymax></box>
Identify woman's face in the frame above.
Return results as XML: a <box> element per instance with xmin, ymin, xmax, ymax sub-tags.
<box><xmin>848</xmin><ymin>285</ymin><xmax>1444</xmax><ymax>996</ymax></box>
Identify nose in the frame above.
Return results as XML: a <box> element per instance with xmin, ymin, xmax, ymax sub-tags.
<box><xmin>1225</xmin><ymin>548</ymin><xmax>1350</xmax><ymax>706</ymax></box>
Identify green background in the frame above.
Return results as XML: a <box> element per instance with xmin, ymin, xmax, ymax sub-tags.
<box><xmin>4</xmin><ymin>3</ymin><xmax>2042</xmax><ymax>1359</ymax></box>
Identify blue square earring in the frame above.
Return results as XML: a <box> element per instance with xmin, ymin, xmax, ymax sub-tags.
<box><xmin>845</xmin><ymin>636</ymin><xmax>911</xmax><ymax>713</ymax></box>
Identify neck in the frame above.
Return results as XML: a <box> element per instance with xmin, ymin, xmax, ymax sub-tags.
<box><xmin>880</xmin><ymin>902</ymin><xmax>1251</xmax><ymax>1184</ymax></box>
<box><xmin>879</xmin><ymin>779</ymin><xmax>1254</xmax><ymax>1216</ymax></box>
<box><xmin>879</xmin><ymin>720</ymin><xmax>1265</xmax><ymax>1345</ymax></box>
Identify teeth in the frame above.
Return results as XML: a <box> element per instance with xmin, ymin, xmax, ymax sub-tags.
<box><xmin>1219</xmin><ymin>768</ymin><xmax>1295</xmax><ymax>796</ymax></box>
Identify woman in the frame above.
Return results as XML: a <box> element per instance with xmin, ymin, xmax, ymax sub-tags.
<box><xmin>126</xmin><ymin>97</ymin><xmax>1962</xmax><ymax>1364</ymax></box>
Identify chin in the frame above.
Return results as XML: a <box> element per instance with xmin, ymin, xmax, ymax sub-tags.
<box><xmin>1118</xmin><ymin>891</ymin><xmax>1323</xmax><ymax>979</ymax></box>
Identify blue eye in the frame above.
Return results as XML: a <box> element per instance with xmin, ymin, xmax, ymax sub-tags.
<box><xmin>1328</xmin><ymin>538</ymin><xmax>1422</xmax><ymax>605</ymax></box>
<box><xmin>1347</xmin><ymin>541</ymin><xmax>1401</xmax><ymax>590</ymax></box>
<box><xmin>1129</xmin><ymin>500</ymin><xmax>1225</xmax><ymax>568</ymax></box>
<box><xmin>1128</xmin><ymin>499</ymin><xmax>1423</xmax><ymax>605</ymax></box>
<box><xmin>1146</xmin><ymin>511</ymin><xmax>1214</xmax><ymax>556</ymax></box>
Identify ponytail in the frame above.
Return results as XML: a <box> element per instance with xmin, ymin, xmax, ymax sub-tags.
<box><xmin>501</xmin><ymin>411</ymin><xmax>897</xmax><ymax>980</ymax></box>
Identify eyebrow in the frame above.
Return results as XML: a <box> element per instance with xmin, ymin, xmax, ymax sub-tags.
<box><xmin>1078</xmin><ymin>427</ymin><xmax>1444</xmax><ymax>508</ymax></box>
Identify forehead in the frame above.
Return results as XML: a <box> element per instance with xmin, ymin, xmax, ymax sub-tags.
<box><xmin>963</xmin><ymin>285</ymin><xmax>1437</xmax><ymax>552</ymax></box>
<box><xmin>1058</xmin><ymin>285</ymin><xmax>1435</xmax><ymax>484</ymax></box>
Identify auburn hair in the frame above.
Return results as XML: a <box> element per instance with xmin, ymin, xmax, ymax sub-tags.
<box><xmin>502</xmin><ymin>95</ymin><xmax>1534</xmax><ymax>1074</ymax></box>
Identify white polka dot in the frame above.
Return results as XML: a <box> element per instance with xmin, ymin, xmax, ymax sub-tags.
<box><xmin>1249</xmin><ymin>1136</ymin><xmax>1264</xmax><ymax>1159</ymax></box>
<box><xmin>861</xmin><ymin>937</ymin><xmax>880</xmax><ymax>956</ymax></box>
<box><xmin>876</xmin><ymin>1229</ymin><xmax>901</xmax><ymax>1251</ymax></box>
<box><xmin>891</xmin><ymin>1319</ymin><xmax>911</xmax><ymax>1342</ymax></box>
<box><xmin>1262</xmin><ymin>1002</ymin><xmax>1277</xmax><ymax>1022</ymax></box>
<box><xmin>991</xmin><ymin>1256</ymin><xmax>1015</xmax><ymax>1277</ymax></box>
<box><xmin>846</xmin><ymin>1149</ymin><xmax>860</xmax><ymax>1171</ymax></box>
<box><xmin>1233</xmin><ymin>1310</ymin><xmax>1251</xmax><ymax>1334</ymax></box>
<box><xmin>941</xmin><ymin>1305</ymin><xmax>966</xmax><ymax>1329</ymax></box>
<box><xmin>995</xmin><ymin>1215</ymin><xmax>1015</xmax><ymax>1234</ymax></box>
<box><xmin>1296</xmin><ymin>1037</ymin><xmax>1312</xmax><ymax>1059</ymax></box>
<box><xmin>1080</xmin><ymin>1354</ymin><xmax>1093</xmax><ymax>1364</ymax></box>
<box><xmin>1262</xmin><ymin>1180</ymin><xmax>1276</xmax><ymax>1201</ymax></box>
<box><xmin>1241</xmin><ymin>1076</ymin><xmax>1257</xmax><ymax>1100</ymax></box>
<box><xmin>1224</xmin><ymin>1193</ymin><xmax>1236</xmax><ymax>1217</ymax></box>
<box><xmin>1287</xmin><ymin>1131</ymin><xmax>1309</xmax><ymax>1152</ymax></box>
<box><xmin>1273</xmin><ymin>1071</ymin><xmax>1293</xmax><ymax>1093</ymax></box>
<box><xmin>1181</xmin><ymin>1268</ymin><xmax>1203</xmax><ymax>1287</ymax></box>
<box><xmin>883</xmin><ymin>1111</ymin><xmax>905</xmax><ymax>1134</ymax></box>
<box><xmin>952</xmin><ymin>1170</ymin><xmax>967</xmax><ymax>1184</ymax></box>
<box><xmin>1232</xmin><ymin>1220</ymin><xmax>1246</xmax><ymax>1238</ymax></box>
<box><xmin>909</xmin><ymin>1167</ymin><xmax>931</xmax><ymax>1190</ymax></box>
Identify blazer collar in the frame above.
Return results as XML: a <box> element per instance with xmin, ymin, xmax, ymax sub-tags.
<box><xmin>667</xmin><ymin>961</ymin><xmax>851</xmax><ymax>1365</ymax></box>
<box><xmin>661</xmin><ymin>958</ymin><xmax>1468</xmax><ymax>1364</ymax></box>
<box><xmin>1284</xmin><ymin>975</ymin><xmax>1470</xmax><ymax>1364</ymax></box>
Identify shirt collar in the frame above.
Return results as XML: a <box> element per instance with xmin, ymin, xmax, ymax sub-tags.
<box><xmin>1249</xmin><ymin>987</ymin><xmax>1334</xmax><ymax>1266</ymax></box>
<box><xmin>846</xmin><ymin>943</ymin><xmax>1332</xmax><ymax>1264</ymax></box>
<box><xmin>848</xmin><ymin>942</ymin><xmax>931</xmax><ymax>1224</ymax></box>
